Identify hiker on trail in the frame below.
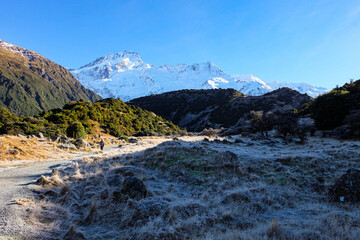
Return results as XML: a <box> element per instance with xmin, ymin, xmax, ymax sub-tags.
<box><xmin>100</xmin><ymin>139</ymin><xmax>105</xmax><ymax>151</ymax></box>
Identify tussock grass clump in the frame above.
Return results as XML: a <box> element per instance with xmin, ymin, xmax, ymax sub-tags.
<box><xmin>200</xmin><ymin>128</ymin><xmax>221</xmax><ymax>137</ymax></box>
<box><xmin>138</xmin><ymin>146</ymin><xmax>240</xmax><ymax>181</ymax></box>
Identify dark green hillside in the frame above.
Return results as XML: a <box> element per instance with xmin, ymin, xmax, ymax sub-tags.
<box><xmin>129</xmin><ymin>88</ymin><xmax>312</xmax><ymax>131</ymax></box>
<box><xmin>0</xmin><ymin>40</ymin><xmax>101</xmax><ymax>116</ymax></box>
<box><xmin>129</xmin><ymin>89</ymin><xmax>243</xmax><ymax>125</ymax></box>
<box><xmin>311</xmin><ymin>79</ymin><xmax>360</xmax><ymax>130</ymax></box>
<box><xmin>0</xmin><ymin>98</ymin><xmax>180</xmax><ymax>137</ymax></box>
<box><xmin>208</xmin><ymin>88</ymin><xmax>311</xmax><ymax>127</ymax></box>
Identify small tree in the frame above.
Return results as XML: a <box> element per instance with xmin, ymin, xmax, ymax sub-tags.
<box><xmin>294</xmin><ymin>125</ymin><xmax>308</xmax><ymax>144</ymax></box>
<box><xmin>293</xmin><ymin>118</ymin><xmax>314</xmax><ymax>144</ymax></box>
<box><xmin>275</xmin><ymin>114</ymin><xmax>298</xmax><ymax>143</ymax></box>
<box><xmin>66</xmin><ymin>122</ymin><xmax>86</xmax><ymax>139</ymax></box>
<box><xmin>249</xmin><ymin>111</ymin><xmax>275</xmax><ymax>136</ymax></box>
<box><xmin>249</xmin><ymin>110</ymin><xmax>264</xmax><ymax>134</ymax></box>
<box><xmin>263</xmin><ymin>111</ymin><xmax>275</xmax><ymax>136</ymax></box>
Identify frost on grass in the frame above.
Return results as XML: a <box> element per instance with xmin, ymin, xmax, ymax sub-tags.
<box><xmin>22</xmin><ymin>137</ymin><xmax>360</xmax><ymax>239</ymax></box>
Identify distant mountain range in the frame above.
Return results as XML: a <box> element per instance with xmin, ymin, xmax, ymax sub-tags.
<box><xmin>0</xmin><ymin>39</ymin><xmax>101</xmax><ymax>116</ymax></box>
<box><xmin>71</xmin><ymin>51</ymin><xmax>328</xmax><ymax>101</ymax></box>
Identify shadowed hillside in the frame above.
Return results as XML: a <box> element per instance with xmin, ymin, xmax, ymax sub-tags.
<box><xmin>311</xmin><ymin>79</ymin><xmax>360</xmax><ymax>130</ymax></box>
<box><xmin>129</xmin><ymin>88</ymin><xmax>312</xmax><ymax>132</ymax></box>
<box><xmin>309</xmin><ymin>79</ymin><xmax>360</xmax><ymax>139</ymax></box>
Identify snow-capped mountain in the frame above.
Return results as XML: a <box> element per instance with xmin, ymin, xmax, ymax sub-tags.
<box><xmin>71</xmin><ymin>51</ymin><xmax>328</xmax><ymax>101</ymax></box>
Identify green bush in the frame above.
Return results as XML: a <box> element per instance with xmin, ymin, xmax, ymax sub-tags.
<box><xmin>66</xmin><ymin>122</ymin><xmax>86</xmax><ymax>139</ymax></box>
<box><xmin>0</xmin><ymin>107</ymin><xmax>18</xmax><ymax>128</ymax></box>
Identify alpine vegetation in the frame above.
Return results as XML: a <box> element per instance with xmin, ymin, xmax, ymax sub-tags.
<box><xmin>0</xmin><ymin>98</ymin><xmax>180</xmax><ymax>138</ymax></box>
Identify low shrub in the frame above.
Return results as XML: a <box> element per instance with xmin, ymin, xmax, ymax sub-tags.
<box><xmin>66</xmin><ymin>122</ymin><xmax>86</xmax><ymax>139</ymax></box>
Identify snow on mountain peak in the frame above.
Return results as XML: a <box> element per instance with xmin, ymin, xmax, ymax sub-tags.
<box><xmin>79</xmin><ymin>51</ymin><xmax>144</xmax><ymax>70</ymax></box>
<box><xmin>232</xmin><ymin>74</ymin><xmax>267</xmax><ymax>85</ymax></box>
<box><xmin>0</xmin><ymin>40</ymin><xmax>19</xmax><ymax>51</ymax></box>
<box><xmin>71</xmin><ymin>51</ymin><xmax>328</xmax><ymax>101</ymax></box>
<box><xmin>0</xmin><ymin>39</ymin><xmax>40</xmax><ymax>61</ymax></box>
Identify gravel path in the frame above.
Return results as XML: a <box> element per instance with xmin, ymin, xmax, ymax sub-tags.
<box><xmin>0</xmin><ymin>145</ymin><xmax>121</xmax><ymax>238</ymax></box>
<box><xmin>0</xmin><ymin>159</ymin><xmax>72</xmax><ymax>238</ymax></box>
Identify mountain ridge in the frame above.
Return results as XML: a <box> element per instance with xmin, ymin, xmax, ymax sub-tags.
<box><xmin>0</xmin><ymin>40</ymin><xmax>102</xmax><ymax>116</ymax></box>
<box><xmin>71</xmin><ymin>51</ymin><xmax>328</xmax><ymax>101</ymax></box>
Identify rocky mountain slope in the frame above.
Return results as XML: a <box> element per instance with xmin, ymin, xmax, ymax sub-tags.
<box><xmin>71</xmin><ymin>51</ymin><xmax>327</xmax><ymax>101</ymax></box>
<box><xmin>0</xmin><ymin>40</ymin><xmax>101</xmax><ymax>116</ymax></box>
<box><xmin>129</xmin><ymin>88</ymin><xmax>312</xmax><ymax>132</ymax></box>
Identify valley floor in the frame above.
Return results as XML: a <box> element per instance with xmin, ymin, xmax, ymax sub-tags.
<box><xmin>0</xmin><ymin>136</ymin><xmax>359</xmax><ymax>239</ymax></box>
<box><xmin>0</xmin><ymin>137</ymin><xmax>180</xmax><ymax>239</ymax></box>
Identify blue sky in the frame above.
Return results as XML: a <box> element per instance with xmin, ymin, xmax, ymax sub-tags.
<box><xmin>1</xmin><ymin>0</ymin><xmax>360</xmax><ymax>89</ymax></box>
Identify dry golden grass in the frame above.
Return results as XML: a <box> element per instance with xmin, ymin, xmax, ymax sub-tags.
<box><xmin>14</xmin><ymin>198</ymin><xmax>33</xmax><ymax>206</ymax></box>
<box><xmin>0</xmin><ymin>134</ymin><xmax>122</xmax><ymax>163</ymax></box>
<box><xmin>0</xmin><ymin>136</ymin><xmax>67</xmax><ymax>162</ymax></box>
